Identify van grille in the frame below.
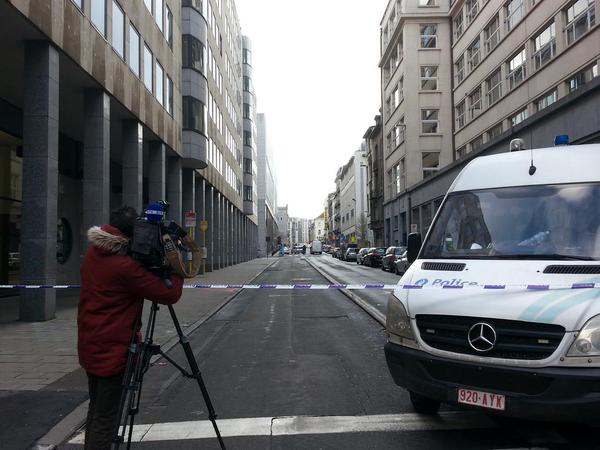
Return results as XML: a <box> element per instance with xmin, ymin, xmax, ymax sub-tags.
<box><xmin>421</xmin><ymin>262</ymin><xmax>466</xmax><ymax>271</ymax></box>
<box><xmin>416</xmin><ymin>315</ymin><xmax>565</xmax><ymax>360</ymax></box>
<box><xmin>543</xmin><ymin>265</ymin><xmax>600</xmax><ymax>274</ymax></box>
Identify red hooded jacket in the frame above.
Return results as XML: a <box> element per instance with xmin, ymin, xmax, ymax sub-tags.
<box><xmin>78</xmin><ymin>224</ymin><xmax>184</xmax><ymax>377</ymax></box>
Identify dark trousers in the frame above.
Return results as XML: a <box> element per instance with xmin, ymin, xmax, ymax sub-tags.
<box><xmin>85</xmin><ymin>372</ymin><xmax>123</xmax><ymax>450</ymax></box>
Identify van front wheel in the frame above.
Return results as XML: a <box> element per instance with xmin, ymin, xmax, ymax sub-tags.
<box><xmin>409</xmin><ymin>391</ymin><xmax>441</xmax><ymax>415</ymax></box>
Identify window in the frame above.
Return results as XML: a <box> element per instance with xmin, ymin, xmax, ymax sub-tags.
<box><xmin>166</xmin><ymin>6</ymin><xmax>173</xmax><ymax>47</ymax></box>
<box><xmin>128</xmin><ymin>24</ymin><xmax>140</xmax><ymax>76</ymax></box>
<box><xmin>166</xmin><ymin>76</ymin><xmax>173</xmax><ymax>115</ymax></box>
<box><xmin>144</xmin><ymin>0</ymin><xmax>152</xmax><ymax>12</ymax></box>
<box><xmin>484</xmin><ymin>14</ymin><xmax>500</xmax><ymax>53</ymax></box>
<box><xmin>400</xmin><ymin>158</ymin><xmax>406</xmax><ymax>192</ymax></box>
<box><xmin>467</xmin><ymin>37</ymin><xmax>480</xmax><ymax>70</ymax></box>
<box><xmin>71</xmin><ymin>0</ymin><xmax>83</xmax><ymax>9</ymax></box>
<box><xmin>143</xmin><ymin>45</ymin><xmax>153</xmax><ymax>91</ymax></box>
<box><xmin>422</xmin><ymin>152</ymin><xmax>440</xmax><ymax>179</ymax></box>
<box><xmin>155</xmin><ymin>62</ymin><xmax>164</xmax><ymax>105</ymax></box>
<box><xmin>453</xmin><ymin>11</ymin><xmax>464</xmax><ymax>40</ymax></box>
<box><xmin>486</xmin><ymin>68</ymin><xmax>502</xmax><ymax>105</ymax></box>
<box><xmin>533</xmin><ymin>22</ymin><xmax>556</xmax><ymax>69</ymax></box>
<box><xmin>420</xmin><ymin>24</ymin><xmax>437</xmax><ymax>48</ymax></box>
<box><xmin>243</xmin><ymin>48</ymin><xmax>252</xmax><ymax>65</ymax></box>
<box><xmin>566</xmin><ymin>0</ymin><xmax>595</xmax><ymax>45</ymax></box>
<box><xmin>182</xmin><ymin>35</ymin><xmax>206</xmax><ymax>74</ymax></box>
<box><xmin>455</xmin><ymin>54</ymin><xmax>465</xmax><ymax>84</ymax></box>
<box><xmin>90</xmin><ymin>0</ymin><xmax>106</xmax><ymax>35</ymax></box>
<box><xmin>456</xmin><ymin>101</ymin><xmax>466</xmax><ymax>129</ymax></box>
<box><xmin>183</xmin><ymin>96</ymin><xmax>207</xmax><ymax>134</ymax></box>
<box><xmin>469</xmin><ymin>87</ymin><xmax>482</xmax><ymax>118</ymax></box>
<box><xmin>487</xmin><ymin>122</ymin><xmax>503</xmax><ymax>140</ymax></box>
<box><xmin>244</xmin><ymin>131</ymin><xmax>252</xmax><ymax>147</ymax></box>
<box><xmin>421</xmin><ymin>109</ymin><xmax>439</xmax><ymax>133</ymax></box>
<box><xmin>507</xmin><ymin>48</ymin><xmax>526</xmax><ymax>89</ymax></box>
<box><xmin>391</xmin><ymin>86</ymin><xmax>399</xmax><ymax>110</ymax></box>
<box><xmin>183</xmin><ymin>0</ymin><xmax>208</xmax><ymax>18</ymax></box>
<box><xmin>566</xmin><ymin>63</ymin><xmax>599</xmax><ymax>92</ymax></box>
<box><xmin>420</xmin><ymin>66</ymin><xmax>438</xmax><ymax>90</ymax></box>
<box><xmin>111</xmin><ymin>1</ymin><xmax>124</xmax><ymax>58</ymax></box>
<box><xmin>244</xmin><ymin>186</ymin><xmax>253</xmax><ymax>202</ymax></box>
<box><xmin>154</xmin><ymin>0</ymin><xmax>164</xmax><ymax>32</ymax></box>
<box><xmin>244</xmin><ymin>76</ymin><xmax>252</xmax><ymax>92</ymax></box>
<box><xmin>510</xmin><ymin>108</ymin><xmax>528</xmax><ymax>126</ymax></box>
<box><xmin>470</xmin><ymin>135</ymin><xmax>483</xmax><ymax>152</ymax></box>
<box><xmin>243</xmin><ymin>103</ymin><xmax>253</xmax><ymax>119</ymax></box>
<box><xmin>505</xmin><ymin>0</ymin><xmax>523</xmax><ymax>32</ymax></box>
<box><xmin>393</xmin><ymin>120</ymin><xmax>405</xmax><ymax>147</ymax></box>
<box><xmin>466</xmin><ymin>0</ymin><xmax>479</xmax><ymax>23</ymax></box>
<box><xmin>535</xmin><ymin>89</ymin><xmax>557</xmax><ymax>111</ymax></box>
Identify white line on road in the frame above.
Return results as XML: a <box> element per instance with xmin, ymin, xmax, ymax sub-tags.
<box><xmin>68</xmin><ymin>411</ymin><xmax>498</xmax><ymax>444</ymax></box>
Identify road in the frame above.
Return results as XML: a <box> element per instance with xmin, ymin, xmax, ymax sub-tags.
<box><xmin>64</xmin><ymin>255</ymin><xmax>599</xmax><ymax>449</ymax></box>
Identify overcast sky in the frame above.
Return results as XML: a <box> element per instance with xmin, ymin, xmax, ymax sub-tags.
<box><xmin>235</xmin><ymin>0</ymin><xmax>389</xmax><ymax>219</ymax></box>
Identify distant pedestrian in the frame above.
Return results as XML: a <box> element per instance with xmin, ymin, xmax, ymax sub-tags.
<box><xmin>302</xmin><ymin>244</ymin><xmax>306</xmax><ymax>254</ymax></box>
<box><xmin>77</xmin><ymin>206</ymin><xmax>184</xmax><ymax>450</ymax></box>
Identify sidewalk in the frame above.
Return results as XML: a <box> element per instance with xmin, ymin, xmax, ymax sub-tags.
<box><xmin>0</xmin><ymin>257</ymin><xmax>276</xmax><ymax>449</ymax></box>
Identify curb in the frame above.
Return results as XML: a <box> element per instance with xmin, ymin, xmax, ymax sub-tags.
<box><xmin>303</xmin><ymin>257</ymin><xmax>387</xmax><ymax>326</ymax></box>
<box><xmin>33</xmin><ymin>259</ymin><xmax>278</xmax><ymax>449</ymax></box>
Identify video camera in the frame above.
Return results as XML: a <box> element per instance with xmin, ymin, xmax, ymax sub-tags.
<box><xmin>129</xmin><ymin>201</ymin><xmax>201</xmax><ymax>286</ymax></box>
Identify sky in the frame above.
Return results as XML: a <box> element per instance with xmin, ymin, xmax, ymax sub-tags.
<box><xmin>235</xmin><ymin>0</ymin><xmax>389</xmax><ymax>219</ymax></box>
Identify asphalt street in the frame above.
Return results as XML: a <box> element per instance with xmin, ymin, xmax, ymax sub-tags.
<box><xmin>63</xmin><ymin>255</ymin><xmax>600</xmax><ymax>449</ymax></box>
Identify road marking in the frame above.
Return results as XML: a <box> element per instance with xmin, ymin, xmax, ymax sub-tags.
<box><xmin>68</xmin><ymin>411</ymin><xmax>497</xmax><ymax>443</ymax></box>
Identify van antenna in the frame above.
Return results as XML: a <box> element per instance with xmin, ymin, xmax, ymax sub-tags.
<box><xmin>528</xmin><ymin>147</ymin><xmax>536</xmax><ymax>176</ymax></box>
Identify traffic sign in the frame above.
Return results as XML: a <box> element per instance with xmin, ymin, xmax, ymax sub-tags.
<box><xmin>200</xmin><ymin>220</ymin><xmax>209</xmax><ymax>232</ymax></box>
<box><xmin>185</xmin><ymin>211</ymin><xmax>197</xmax><ymax>228</ymax></box>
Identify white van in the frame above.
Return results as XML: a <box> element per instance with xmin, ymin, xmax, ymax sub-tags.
<box><xmin>310</xmin><ymin>240</ymin><xmax>322</xmax><ymax>255</ymax></box>
<box><xmin>385</xmin><ymin>144</ymin><xmax>600</xmax><ymax>423</ymax></box>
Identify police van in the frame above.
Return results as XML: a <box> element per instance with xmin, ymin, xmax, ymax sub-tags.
<box><xmin>384</xmin><ymin>142</ymin><xmax>600</xmax><ymax>422</ymax></box>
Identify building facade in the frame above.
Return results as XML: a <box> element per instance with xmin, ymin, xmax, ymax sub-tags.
<box><xmin>376</xmin><ymin>0</ymin><xmax>600</xmax><ymax>245</ymax></box>
<box><xmin>275</xmin><ymin>205</ymin><xmax>289</xmax><ymax>245</ymax></box>
<box><xmin>335</xmin><ymin>149</ymin><xmax>369</xmax><ymax>247</ymax></box>
<box><xmin>0</xmin><ymin>0</ymin><xmax>259</xmax><ymax>321</ymax></box>
<box><xmin>256</xmin><ymin>113</ymin><xmax>279</xmax><ymax>256</ymax></box>
<box><xmin>380</xmin><ymin>0</ymin><xmax>453</xmax><ymax>246</ymax></box>
<box><xmin>363</xmin><ymin>114</ymin><xmax>385</xmax><ymax>247</ymax></box>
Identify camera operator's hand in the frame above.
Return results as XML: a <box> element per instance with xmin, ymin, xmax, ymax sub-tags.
<box><xmin>166</xmin><ymin>221</ymin><xmax>187</xmax><ymax>239</ymax></box>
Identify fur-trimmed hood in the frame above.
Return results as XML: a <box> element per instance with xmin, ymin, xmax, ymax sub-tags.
<box><xmin>87</xmin><ymin>225</ymin><xmax>129</xmax><ymax>254</ymax></box>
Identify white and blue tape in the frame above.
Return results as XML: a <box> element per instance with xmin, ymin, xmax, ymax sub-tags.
<box><xmin>1</xmin><ymin>283</ymin><xmax>600</xmax><ymax>290</ymax></box>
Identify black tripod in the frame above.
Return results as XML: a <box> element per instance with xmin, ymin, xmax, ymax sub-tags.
<box><xmin>112</xmin><ymin>302</ymin><xmax>226</xmax><ymax>449</ymax></box>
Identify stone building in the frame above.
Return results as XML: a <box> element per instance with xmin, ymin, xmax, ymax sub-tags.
<box><xmin>0</xmin><ymin>0</ymin><xmax>259</xmax><ymax>320</ymax></box>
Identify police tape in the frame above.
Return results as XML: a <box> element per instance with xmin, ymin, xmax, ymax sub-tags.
<box><xmin>1</xmin><ymin>283</ymin><xmax>600</xmax><ymax>290</ymax></box>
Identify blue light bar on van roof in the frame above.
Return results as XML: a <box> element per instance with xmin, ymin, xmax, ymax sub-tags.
<box><xmin>554</xmin><ymin>135</ymin><xmax>569</xmax><ymax>146</ymax></box>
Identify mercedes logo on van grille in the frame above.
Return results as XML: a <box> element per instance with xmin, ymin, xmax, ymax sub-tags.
<box><xmin>468</xmin><ymin>322</ymin><xmax>497</xmax><ymax>352</ymax></box>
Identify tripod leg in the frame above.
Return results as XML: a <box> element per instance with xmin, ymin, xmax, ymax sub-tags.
<box><xmin>168</xmin><ymin>305</ymin><xmax>226</xmax><ymax>450</ymax></box>
<box><xmin>112</xmin><ymin>303</ymin><xmax>159</xmax><ymax>449</ymax></box>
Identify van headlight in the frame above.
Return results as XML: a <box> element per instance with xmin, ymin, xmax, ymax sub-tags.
<box><xmin>386</xmin><ymin>293</ymin><xmax>417</xmax><ymax>347</ymax></box>
<box><xmin>567</xmin><ymin>315</ymin><xmax>600</xmax><ymax>357</ymax></box>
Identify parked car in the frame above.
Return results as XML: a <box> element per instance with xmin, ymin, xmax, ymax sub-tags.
<box><xmin>363</xmin><ymin>247</ymin><xmax>386</xmax><ymax>267</ymax></box>
<box><xmin>382</xmin><ymin>246</ymin><xmax>407</xmax><ymax>272</ymax></box>
<box><xmin>322</xmin><ymin>244</ymin><xmax>331</xmax><ymax>253</ymax></box>
<box><xmin>344</xmin><ymin>247</ymin><xmax>358</xmax><ymax>262</ymax></box>
<box><xmin>356</xmin><ymin>248</ymin><xmax>370</xmax><ymax>265</ymax></box>
<box><xmin>333</xmin><ymin>247</ymin><xmax>342</xmax><ymax>259</ymax></box>
<box><xmin>394</xmin><ymin>250</ymin><xmax>410</xmax><ymax>275</ymax></box>
<box><xmin>283</xmin><ymin>246</ymin><xmax>290</xmax><ymax>255</ymax></box>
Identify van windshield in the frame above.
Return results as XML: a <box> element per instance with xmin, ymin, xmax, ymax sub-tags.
<box><xmin>422</xmin><ymin>183</ymin><xmax>600</xmax><ymax>260</ymax></box>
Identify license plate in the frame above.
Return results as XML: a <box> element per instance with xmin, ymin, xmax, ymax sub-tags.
<box><xmin>457</xmin><ymin>388</ymin><xmax>505</xmax><ymax>411</ymax></box>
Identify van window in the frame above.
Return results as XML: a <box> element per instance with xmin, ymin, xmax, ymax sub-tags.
<box><xmin>422</xmin><ymin>183</ymin><xmax>600</xmax><ymax>260</ymax></box>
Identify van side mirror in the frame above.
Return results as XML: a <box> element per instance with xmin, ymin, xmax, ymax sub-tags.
<box><xmin>407</xmin><ymin>233</ymin><xmax>422</xmax><ymax>264</ymax></box>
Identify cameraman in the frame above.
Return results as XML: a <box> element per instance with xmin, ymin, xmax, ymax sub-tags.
<box><xmin>77</xmin><ymin>206</ymin><xmax>184</xmax><ymax>450</ymax></box>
